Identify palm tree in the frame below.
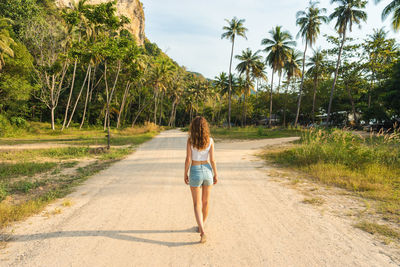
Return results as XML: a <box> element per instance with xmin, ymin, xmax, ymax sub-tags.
<box><xmin>235</xmin><ymin>48</ymin><xmax>263</xmax><ymax>126</ymax></box>
<box><xmin>261</xmin><ymin>26</ymin><xmax>296</xmax><ymax>127</ymax></box>
<box><xmin>221</xmin><ymin>17</ymin><xmax>248</xmax><ymax>128</ymax></box>
<box><xmin>294</xmin><ymin>1</ymin><xmax>328</xmax><ymax>126</ymax></box>
<box><xmin>306</xmin><ymin>48</ymin><xmax>325</xmax><ymax>122</ymax></box>
<box><xmin>283</xmin><ymin>49</ymin><xmax>302</xmax><ymax>126</ymax></box>
<box><xmin>375</xmin><ymin>0</ymin><xmax>400</xmax><ymax>31</ymax></box>
<box><xmin>61</xmin><ymin>0</ymin><xmax>90</xmax><ymax>130</ymax></box>
<box><xmin>252</xmin><ymin>62</ymin><xmax>269</xmax><ymax>91</ymax></box>
<box><xmin>326</xmin><ymin>0</ymin><xmax>367</xmax><ymax>123</ymax></box>
<box><xmin>214</xmin><ymin>72</ymin><xmax>229</xmax><ymax>96</ymax></box>
<box><xmin>149</xmin><ymin>58</ymin><xmax>174</xmax><ymax>125</ymax></box>
<box><xmin>0</xmin><ymin>18</ymin><xmax>16</xmax><ymax>71</ymax></box>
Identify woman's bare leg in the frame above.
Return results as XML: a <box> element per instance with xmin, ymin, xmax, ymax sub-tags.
<box><xmin>190</xmin><ymin>186</ymin><xmax>205</xmax><ymax>235</ymax></box>
<box><xmin>202</xmin><ymin>185</ymin><xmax>212</xmax><ymax>224</ymax></box>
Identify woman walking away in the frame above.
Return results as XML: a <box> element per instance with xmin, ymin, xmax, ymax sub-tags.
<box><xmin>184</xmin><ymin>116</ymin><xmax>218</xmax><ymax>243</ymax></box>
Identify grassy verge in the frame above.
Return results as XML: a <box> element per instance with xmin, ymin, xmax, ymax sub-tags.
<box><xmin>0</xmin><ymin>159</ymin><xmax>118</xmax><ymax>228</ymax></box>
<box><xmin>0</xmin><ymin>162</ymin><xmax>57</xmax><ymax>179</ymax></box>
<box><xmin>0</xmin><ymin>121</ymin><xmax>159</xmax><ymax>145</ymax></box>
<box><xmin>355</xmin><ymin>221</ymin><xmax>400</xmax><ymax>242</ymax></box>
<box><xmin>207</xmin><ymin>126</ymin><xmax>301</xmax><ymax>140</ymax></box>
<box><xmin>260</xmin><ymin>127</ymin><xmax>400</xmax><ymax>238</ymax></box>
<box><xmin>0</xmin><ymin>124</ymin><xmax>160</xmax><ymax>230</ymax></box>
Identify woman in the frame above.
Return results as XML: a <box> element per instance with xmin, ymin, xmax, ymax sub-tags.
<box><xmin>184</xmin><ymin>116</ymin><xmax>218</xmax><ymax>243</ymax></box>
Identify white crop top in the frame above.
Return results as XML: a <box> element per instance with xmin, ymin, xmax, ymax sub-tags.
<box><xmin>191</xmin><ymin>138</ymin><xmax>213</xmax><ymax>161</ymax></box>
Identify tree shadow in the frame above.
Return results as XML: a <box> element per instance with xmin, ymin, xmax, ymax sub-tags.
<box><xmin>6</xmin><ymin>227</ymin><xmax>200</xmax><ymax>247</ymax></box>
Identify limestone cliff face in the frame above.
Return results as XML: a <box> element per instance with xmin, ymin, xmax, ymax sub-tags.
<box><xmin>56</xmin><ymin>0</ymin><xmax>145</xmax><ymax>45</ymax></box>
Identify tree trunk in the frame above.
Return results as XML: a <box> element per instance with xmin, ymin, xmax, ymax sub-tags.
<box><xmin>103</xmin><ymin>61</ymin><xmax>111</xmax><ymax>149</ymax></box>
<box><xmin>62</xmin><ymin>59</ymin><xmax>78</xmax><ymax>131</ymax></box>
<box><xmin>312</xmin><ymin>74</ymin><xmax>318</xmax><ymax>123</ymax></box>
<box><xmin>269</xmin><ymin>69</ymin><xmax>275</xmax><ymax>127</ymax></box>
<box><xmin>295</xmin><ymin>41</ymin><xmax>308</xmax><ymax>127</ymax></box>
<box><xmin>158</xmin><ymin>91</ymin><xmax>164</xmax><ymax>125</ymax></box>
<box><xmin>173</xmin><ymin>101</ymin><xmax>178</xmax><ymax>127</ymax></box>
<box><xmin>132</xmin><ymin>100</ymin><xmax>151</xmax><ymax>127</ymax></box>
<box><xmin>243</xmin><ymin>93</ymin><xmax>247</xmax><ymax>126</ymax></box>
<box><xmin>227</xmin><ymin>37</ymin><xmax>235</xmax><ymax>129</ymax></box>
<box><xmin>368</xmin><ymin>69</ymin><xmax>375</xmax><ymax>109</ymax></box>
<box><xmin>117</xmin><ymin>81</ymin><xmax>131</xmax><ymax>128</ymax></box>
<box><xmin>153</xmin><ymin>90</ymin><xmax>158</xmax><ymax>124</ymax></box>
<box><xmin>327</xmin><ymin>28</ymin><xmax>346</xmax><ymax>124</ymax></box>
<box><xmin>67</xmin><ymin>64</ymin><xmax>91</xmax><ymax>128</ymax></box>
<box><xmin>277</xmin><ymin>71</ymin><xmax>282</xmax><ymax>94</ymax></box>
<box><xmin>283</xmin><ymin>77</ymin><xmax>290</xmax><ymax>127</ymax></box>
<box><xmin>80</xmin><ymin>65</ymin><xmax>92</xmax><ymax>129</ymax></box>
<box><xmin>103</xmin><ymin>60</ymin><xmax>121</xmax><ymax>131</ymax></box>
<box><xmin>169</xmin><ymin>97</ymin><xmax>177</xmax><ymax>127</ymax></box>
<box><xmin>51</xmin><ymin>106</ymin><xmax>55</xmax><ymax>130</ymax></box>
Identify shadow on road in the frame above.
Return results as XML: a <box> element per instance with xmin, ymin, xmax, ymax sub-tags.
<box><xmin>5</xmin><ymin>227</ymin><xmax>200</xmax><ymax>247</ymax></box>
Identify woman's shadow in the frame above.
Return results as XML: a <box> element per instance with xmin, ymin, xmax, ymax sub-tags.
<box><xmin>5</xmin><ymin>227</ymin><xmax>200</xmax><ymax>247</ymax></box>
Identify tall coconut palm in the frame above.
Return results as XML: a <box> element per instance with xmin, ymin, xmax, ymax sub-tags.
<box><xmin>261</xmin><ymin>26</ymin><xmax>296</xmax><ymax>127</ymax></box>
<box><xmin>221</xmin><ymin>17</ymin><xmax>248</xmax><ymax>128</ymax></box>
<box><xmin>0</xmin><ymin>18</ymin><xmax>16</xmax><ymax>71</ymax></box>
<box><xmin>306</xmin><ymin>48</ymin><xmax>325</xmax><ymax>122</ymax></box>
<box><xmin>326</xmin><ymin>0</ymin><xmax>367</xmax><ymax>123</ymax></box>
<box><xmin>294</xmin><ymin>1</ymin><xmax>328</xmax><ymax>126</ymax></box>
<box><xmin>283</xmin><ymin>49</ymin><xmax>302</xmax><ymax>126</ymax></box>
<box><xmin>235</xmin><ymin>48</ymin><xmax>263</xmax><ymax>126</ymax></box>
<box><xmin>375</xmin><ymin>0</ymin><xmax>400</xmax><ymax>31</ymax></box>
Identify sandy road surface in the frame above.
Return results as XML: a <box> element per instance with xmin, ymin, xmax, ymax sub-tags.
<box><xmin>1</xmin><ymin>129</ymin><xmax>399</xmax><ymax>266</ymax></box>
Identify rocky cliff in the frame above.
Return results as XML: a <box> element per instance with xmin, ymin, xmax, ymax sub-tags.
<box><xmin>56</xmin><ymin>0</ymin><xmax>145</xmax><ymax>45</ymax></box>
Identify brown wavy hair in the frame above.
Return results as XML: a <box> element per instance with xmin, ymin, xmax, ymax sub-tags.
<box><xmin>189</xmin><ymin>116</ymin><xmax>210</xmax><ymax>150</ymax></box>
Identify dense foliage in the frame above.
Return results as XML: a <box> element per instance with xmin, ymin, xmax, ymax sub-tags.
<box><xmin>0</xmin><ymin>0</ymin><xmax>400</xmax><ymax>136</ymax></box>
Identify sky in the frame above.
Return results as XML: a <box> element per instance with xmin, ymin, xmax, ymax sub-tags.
<box><xmin>140</xmin><ymin>0</ymin><xmax>400</xmax><ymax>80</ymax></box>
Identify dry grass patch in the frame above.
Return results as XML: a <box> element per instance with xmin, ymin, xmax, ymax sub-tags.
<box><xmin>355</xmin><ymin>221</ymin><xmax>400</xmax><ymax>241</ymax></box>
<box><xmin>302</xmin><ymin>197</ymin><xmax>325</xmax><ymax>206</ymax></box>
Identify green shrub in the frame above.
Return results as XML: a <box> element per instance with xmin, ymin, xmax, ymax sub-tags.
<box><xmin>10</xmin><ymin>116</ymin><xmax>28</xmax><ymax>128</ymax></box>
<box><xmin>0</xmin><ymin>114</ymin><xmax>12</xmax><ymax>137</ymax></box>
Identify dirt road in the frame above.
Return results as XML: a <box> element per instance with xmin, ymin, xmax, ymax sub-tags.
<box><xmin>1</xmin><ymin>129</ymin><xmax>399</xmax><ymax>266</ymax></box>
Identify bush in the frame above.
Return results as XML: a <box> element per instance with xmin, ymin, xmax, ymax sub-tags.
<box><xmin>9</xmin><ymin>116</ymin><xmax>28</xmax><ymax>128</ymax></box>
<box><xmin>0</xmin><ymin>114</ymin><xmax>12</xmax><ymax>137</ymax></box>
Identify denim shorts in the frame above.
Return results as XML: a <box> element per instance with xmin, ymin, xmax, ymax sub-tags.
<box><xmin>189</xmin><ymin>163</ymin><xmax>213</xmax><ymax>187</ymax></box>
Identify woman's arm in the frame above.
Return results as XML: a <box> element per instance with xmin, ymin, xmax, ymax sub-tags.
<box><xmin>209</xmin><ymin>139</ymin><xmax>218</xmax><ymax>184</ymax></box>
<box><xmin>184</xmin><ymin>139</ymin><xmax>191</xmax><ymax>185</ymax></box>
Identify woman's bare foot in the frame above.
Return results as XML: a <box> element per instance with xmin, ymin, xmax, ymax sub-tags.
<box><xmin>200</xmin><ymin>233</ymin><xmax>207</xmax><ymax>243</ymax></box>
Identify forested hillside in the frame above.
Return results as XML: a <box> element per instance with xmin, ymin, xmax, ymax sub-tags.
<box><xmin>0</xmin><ymin>0</ymin><xmax>210</xmax><ymax>136</ymax></box>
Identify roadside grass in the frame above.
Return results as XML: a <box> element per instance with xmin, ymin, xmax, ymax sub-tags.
<box><xmin>355</xmin><ymin>221</ymin><xmax>400</xmax><ymax>241</ymax></box>
<box><xmin>0</xmin><ymin>121</ymin><xmax>160</xmax><ymax>146</ymax></box>
<box><xmin>0</xmin><ymin>160</ymin><xmax>116</xmax><ymax>228</ymax></box>
<box><xmin>210</xmin><ymin>126</ymin><xmax>301</xmax><ymax>140</ymax></box>
<box><xmin>302</xmin><ymin>197</ymin><xmax>325</xmax><ymax>206</ymax></box>
<box><xmin>0</xmin><ymin>147</ymin><xmax>91</xmax><ymax>162</ymax></box>
<box><xmin>0</xmin><ymin>123</ymin><xmax>160</xmax><ymax>230</ymax></box>
<box><xmin>0</xmin><ymin>162</ymin><xmax>57</xmax><ymax>179</ymax></box>
<box><xmin>260</xmin><ymin>127</ymin><xmax>400</xmax><ymax>238</ymax></box>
